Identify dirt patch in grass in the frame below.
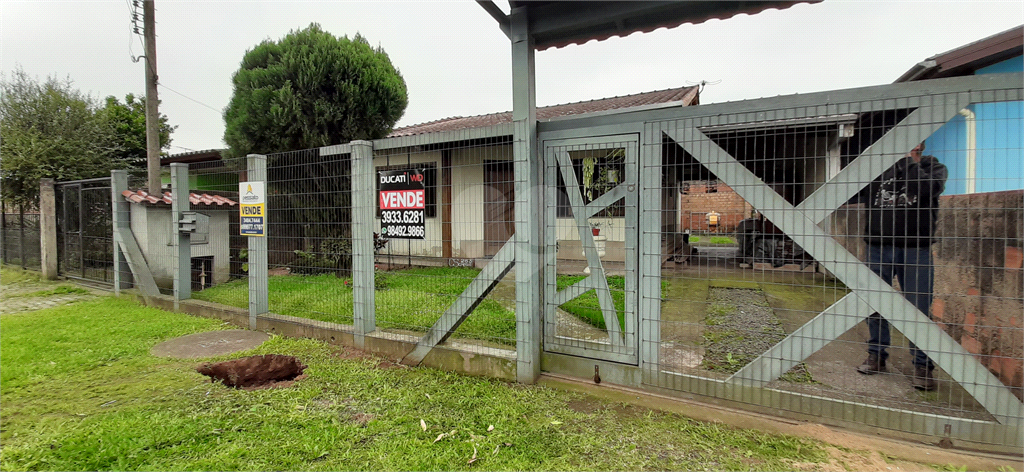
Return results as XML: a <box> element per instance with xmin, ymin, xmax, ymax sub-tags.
<box><xmin>196</xmin><ymin>354</ymin><xmax>307</xmax><ymax>390</ymax></box>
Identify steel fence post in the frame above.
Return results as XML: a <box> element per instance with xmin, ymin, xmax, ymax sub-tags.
<box><xmin>170</xmin><ymin>163</ymin><xmax>191</xmax><ymax>308</ymax></box>
<box><xmin>511</xmin><ymin>6</ymin><xmax>543</xmax><ymax>384</ymax></box>
<box><xmin>351</xmin><ymin>140</ymin><xmax>376</xmax><ymax>348</ymax></box>
<box><xmin>111</xmin><ymin>170</ymin><xmax>132</xmax><ymax>294</ymax></box>
<box><xmin>246</xmin><ymin>154</ymin><xmax>269</xmax><ymax>329</ymax></box>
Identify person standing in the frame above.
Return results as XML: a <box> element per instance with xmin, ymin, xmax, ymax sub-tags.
<box><xmin>854</xmin><ymin>142</ymin><xmax>947</xmax><ymax>391</ymax></box>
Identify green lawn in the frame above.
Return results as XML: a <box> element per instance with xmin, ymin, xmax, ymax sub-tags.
<box><xmin>194</xmin><ymin>268</ymin><xmax>516</xmax><ymax>344</ymax></box>
<box><xmin>194</xmin><ymin>268</ymin><xmax>645</xmax><ymax>342</ymax></box>
<box><xmin>0</xmin><ymin>269</ymin><xmax>841</xmax><ymax>471</ymax></box>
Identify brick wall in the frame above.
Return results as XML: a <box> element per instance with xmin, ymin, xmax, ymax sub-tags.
<box><xmin>678</xmin><ymin>181</ymin><xmax>754</xmax><ymax>232</ymax></box>
<box><xmin>932</xmin><ymin>190</ymin><xmax>1023</xmax><ymax>400</ymax></box>
<box><xmin>831</xmin><ymin>190</ymin><xmax>1023</xmax><ymax>399</ymax></box>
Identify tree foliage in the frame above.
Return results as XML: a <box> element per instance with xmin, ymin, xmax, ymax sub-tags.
<box><xmin>222</xmin><ymin>23</ymin><xmax>408</xmax><ymax>157</ymax></box>
<box><xmin>222</xmin><ymin>25</ymin><xmax>409</xmax><ymax>273</ymax></box>
<box><xmin>0</xmin><ymin>68</ymin><xmax>173</xmax><ymax>207</ymax></box>
<box><xmin>97</xmin><ymin>93</ymin><xmax>175</xmax><ymax>170</ymax></box>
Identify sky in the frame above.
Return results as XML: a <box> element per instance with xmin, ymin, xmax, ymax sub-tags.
<box><xmin>2</xmin><ymin>1</ymin><xmax>1022</xmax><ymax>154</ymax></box>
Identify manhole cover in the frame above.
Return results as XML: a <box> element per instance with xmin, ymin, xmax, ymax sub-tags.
<box><xmin>151</xmin><ymin>330</ymin><xmax>270</xmax><ymax>358</ymax></box>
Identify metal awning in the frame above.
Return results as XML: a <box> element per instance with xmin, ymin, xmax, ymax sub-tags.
<box><xmin>479</xmin><ymin>1</ymin><xmax>816</xmax><ymax>50</ymax></box>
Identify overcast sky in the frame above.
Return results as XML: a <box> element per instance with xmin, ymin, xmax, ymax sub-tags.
<box><xmin>2</xmin><ymin>1</ymin><xmax>1022</xmax><ymax>154</ymax></box>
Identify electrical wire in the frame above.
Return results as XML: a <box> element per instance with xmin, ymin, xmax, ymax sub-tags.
<box><xmin>157</xmin><ymin>82</ymin><xmax>222</xmax><ymax>114</ymax></box>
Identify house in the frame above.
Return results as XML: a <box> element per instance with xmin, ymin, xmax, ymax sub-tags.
<box><xmin>371</xmin><ymin>85</ymin><xmax>700</xmax><ymax>265</ymax></box>
<box><xmin>896</xmin><ymin>25</ymin><xmax>1023</xmax><ymax>194</ymax></box>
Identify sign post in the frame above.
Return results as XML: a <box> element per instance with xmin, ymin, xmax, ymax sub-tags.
<box><xmin>239</xmin><ymin>181</ymin><xmax>265</xmax><ymax>236</ymax></box>
<box><xmin>378</xmin><ymin>169</ymin><xmax>426</xmax><ymax>239</ymax></box>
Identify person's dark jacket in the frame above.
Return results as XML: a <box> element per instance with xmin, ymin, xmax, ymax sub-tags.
<box><xmin>854</xmin><ymin>155</ymin><xmax>948</xmax><ymax>248</ymax></box>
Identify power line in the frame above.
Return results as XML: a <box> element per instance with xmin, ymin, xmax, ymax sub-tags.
<box><xmin>157</xmin><ymin>82</ymin><xmax>222</xmax><ymax>114</ymax></box>
<box><xmin>125</xmin><ymin>0</ymin><xmax>144</xmax><ymax>63</ymax></box>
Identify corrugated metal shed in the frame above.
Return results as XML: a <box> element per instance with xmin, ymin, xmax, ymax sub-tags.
<box><xmin>122</xmin><ymin>190</ymin><xmax>237</xmax><ymax>206</ymax></box>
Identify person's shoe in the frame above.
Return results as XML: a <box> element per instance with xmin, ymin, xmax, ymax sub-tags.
<box><xmin>913</xmin><ymin>366</ymin><xmax>937</xmax><ymax>391</ymax></box>
<box><xmin>857</xmin><ymin>353</ymin><xmax>886</xmax><ymax>374</ymax></box>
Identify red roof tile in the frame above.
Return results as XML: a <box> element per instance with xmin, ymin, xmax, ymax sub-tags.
<box><xmin>122</xmin><ymin>190</ymin><xmax>237</xmax><ymax>206</ymax></box>
<box><xmin>388</xmin><ymin>85</ymin><xmax>699</xmax><ymax>137</ymax></box>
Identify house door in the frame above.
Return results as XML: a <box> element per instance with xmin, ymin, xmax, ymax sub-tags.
<box><xmin>483</xmin><ymin>160</ymin><xmax>515</xmax><ymax>257</ymax></box>
<box><xmin>543</xmin><ymin>135</ymin><xmax>640</xmax><ymax>365</ymax></box>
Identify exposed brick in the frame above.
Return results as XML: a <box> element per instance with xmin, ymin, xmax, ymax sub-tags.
<box><xmin>967</xmin><ymin>288</ymin><xmax>980</xmax><ymax>297</ymax></box>
<box><xmin>964</xmin><ymin>312</ymin><xmax>977</xmax><ymax>334</ymax></box>
<box><xmin>988</xmin><ymin>350</ymin><xmax>1003</xmax><ymax>376</ymax></box>
<box><xmin>1006</xmin><ymin>246</ymin><xmax>1023</xmax><ymax>269</ymax></box>
<box><xmin>961</xmin><ymin>334</ymin><xmax>983</xmax><ymax>355</ymax></box>
<box><xmin>1001</xmin><ymin>356</ymin><xmax>1024</xmax><ymax>388</ymax></box>
<box><xmin>932</xmin><ymin>298</ymin><xmax>945</xmax><ymax>321</ymax></box>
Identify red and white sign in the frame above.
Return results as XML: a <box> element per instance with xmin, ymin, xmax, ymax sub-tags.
<box><xmin>378</xmin><ymin>168</ymin><xmax>426</xmax><ymax>239</ymax></box>
<box><xmin>379</xmin><ymin>189</ymin><xmax>425</xmax><ymax>210</ymax></box>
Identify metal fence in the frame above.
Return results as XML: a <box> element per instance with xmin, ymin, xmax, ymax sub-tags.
<box><xmin>55</xmin><ymin>177</ymin><xmax>115</xmax><ymax>285</ymax></box>
<box><xmin>370</xmin><ymin>135</ymin><xmax>518</xmax><ymax>352</ymax></box>
<box><xmin>0</xmin><ymin>209</ymin><xmax>41</xmax><ymax>270</ymax></box>
<box><xmin>639</xmin><ymin>83</ymin><xmax>1022</xmax><ymax>448</ymax></box>
<box><xmin>158</xmin><ymin>72</ymin><xmax>1021</xmax><ymax>450</ymax></box>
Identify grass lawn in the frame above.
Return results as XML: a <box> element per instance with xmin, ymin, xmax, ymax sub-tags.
<box><xmin>194</xmin><ymin>268</ymin><xmax>646</xmax><ymax>341</ymax></box>
<box><xmin>194</xmin><ymin>268</ymin><xmax>517</xmax><ymax>344</ymax></box>
<box><xmin>688</xmin><ymin>235</ymin><xmax>736</xmax><ymax>245</ymax></box>
<box><xmin>0</xmin><ymin>268</ymin><xmax>846</xmax><ymax>471</ymax></box>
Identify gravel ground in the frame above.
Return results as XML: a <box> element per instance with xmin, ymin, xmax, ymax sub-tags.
<box><xmin>701</xmin><ymin>287</ymin><xmax>785</xmax><ymax>373</ymax></box>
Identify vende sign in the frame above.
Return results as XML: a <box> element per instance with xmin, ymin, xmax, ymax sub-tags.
<box><xmin>378</xmin><ymin>168</ymin><xmax>426</xmax><ymax>239</ymax></box>
<box><xmin>238</xmin><ymin>181</ymin><xmax>266</xmax><ymax>236</ymax></box>
<box><xmin>380</xmin><ymin>189</ymin><xmax>425</xmax><ymax>210</ymax></box>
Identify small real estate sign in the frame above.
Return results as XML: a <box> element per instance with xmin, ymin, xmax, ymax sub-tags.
<box><xmin>239</xmin><ymin>181</ymin><xmax>265</xmax><ymax>236</ymax></box>
<box><xmin>378</xmin><ymin>168</ymin><xmax>426</xmax><ymax>239</ymax></box>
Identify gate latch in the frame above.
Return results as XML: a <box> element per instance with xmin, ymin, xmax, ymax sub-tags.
<box><xmin>178</xmin><ymin>211</ymin><xmax>209</xmax><ymax>234</ymax></box>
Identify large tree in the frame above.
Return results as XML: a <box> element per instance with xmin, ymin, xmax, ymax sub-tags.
<box><xmin>222</xmin><ymin>25</ymin><xmax>409</xmax><ymax>274</ymax></box>
<box><xmin>0</xmin><ymin>69</ymin><xmax>174</xmax><ymax>208</ymax></box>
<box><xmin>222</xmin><ymin>23</ymin><xmax>408</xmax><ymax>157</ymax></box>
<box><xmin>97</xmin><ymin>93</ymin><xmax>176</xmax><ymax>170</ymax></box>
<box><xmin>1</xmin><ymin>69</ymin><xmax>115</xmax><ymax>208</ymax></box>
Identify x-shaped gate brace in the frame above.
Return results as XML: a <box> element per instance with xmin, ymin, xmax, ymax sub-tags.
<box><xmin>401</xmin><ymin>144</ymin><xmax>638</xmax><ymax>365</ymax></box>
<box><xmin>667</xmin><ymin>98</ymin><xmax>1024</xmax><ymax>425</ymax></box>
<box><xmin>551</xmin><ymin>147</ymin><xmax>630</xmax><ymax>348</ymax></box>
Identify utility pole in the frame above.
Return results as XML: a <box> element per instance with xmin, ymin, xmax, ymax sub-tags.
<box><xmin>143</xmin><ymin>0</ymin><xmax>161</xmax><ymax>194</ymax></box>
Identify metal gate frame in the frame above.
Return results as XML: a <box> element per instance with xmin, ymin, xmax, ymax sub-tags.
<box><xmin>55</xmin><ymin>177</ymin><xmax>114</xmax><ymax>286</ymax></box>
<box><xmin>542</xmin><ymin>135</ymin><xmax>640</xmax><ymax>365</ymax></box>
<box><xmin>528</xmin><ymin>72</ymin><xmax>1023</xmax><ymax>448</ymax></box>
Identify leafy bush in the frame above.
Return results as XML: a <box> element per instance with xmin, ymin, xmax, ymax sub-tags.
<box><xmin>293</xmin><ymin>238</ymin><xmax>352</xmax><ymax>275</ymax></box>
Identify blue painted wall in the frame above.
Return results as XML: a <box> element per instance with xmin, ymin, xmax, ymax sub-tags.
<box><xmin>925</xmin><ymin>56</ymin><xmax>1024</xmax><ymax>194</ymax></box>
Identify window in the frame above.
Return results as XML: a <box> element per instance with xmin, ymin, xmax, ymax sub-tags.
<box><xmin>555</xmin><ymin>150</ymin><xmax>626</xmax><ymax>218</ymax></box>
<box><xmin>375</xmin><ymin>163</ymin><xmax>438</xmax><ymax>218</ymax></box>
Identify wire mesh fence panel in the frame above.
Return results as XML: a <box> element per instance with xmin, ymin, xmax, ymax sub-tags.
<box><xmin>0</xmin><ymin>210</ymin><xmax>41</xmax><ymax>270</ymax></box>
<box><xmin>543</xmin><ymin>136</ymin><xmax>639</xmax><ymax>364</ymax></box>
<box><xmin>185</xmin><ymin>157</ymin><xmax>251</xmax><ymax>311</ymax></box>
<box><xmin>55</xmin><ymin>178</ymin><xmax>114</xmax><ymax>285</ymax></box>
<box><xmin>371</xmin><ymin>136</ymin><xmax>518</xmax><ymax>353</ymax></box>
<box><xmin>253</xmin><ymin>149</ymin><xmax>357</xmax><ymax>329</ymax></box>
<box><xmin>643</xmin><ymin>90</ymin><xmax>1022</xmax><ymax>444</ymax></box>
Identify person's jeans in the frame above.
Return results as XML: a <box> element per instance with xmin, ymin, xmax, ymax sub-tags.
<box><xmin>865</xmin><ymin>244</ymin><xmax>935</xmax><ymax>369</ymax></box>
